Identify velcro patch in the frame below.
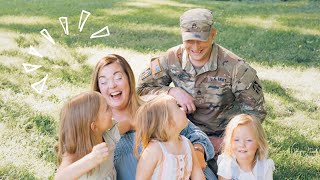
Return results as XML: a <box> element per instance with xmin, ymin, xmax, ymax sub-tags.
<box><xmin>151</xmin><ymin>58</ymin><xmax>162</xmax><ymax>75</ymax></box>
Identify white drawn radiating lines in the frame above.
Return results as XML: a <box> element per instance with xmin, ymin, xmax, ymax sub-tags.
<box><xmin>24</xmin><ymin>10</ymin><xmax>110</xmax><ymax>94</ymax></box>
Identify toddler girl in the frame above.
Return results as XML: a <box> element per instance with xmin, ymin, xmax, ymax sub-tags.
<box><xmin>134</xmin><ymin>94</ymin><xmax>205</xmax><ymax>180</ymax></box>
<box><xmin>218</xmin><ymin>114</ymin><xmax>275</xmax><ymax>180</ymax></box>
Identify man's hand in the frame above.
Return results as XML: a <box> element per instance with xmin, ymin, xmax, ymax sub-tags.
<box><xmin>194</xmin><ymin>144</ymin><xmax>206</xmax><ymax>170</ymax></box>
<box><xmin>168</xmin><ymin>87</ymin><xmax>196</xmax><ymax>114</ymax></box>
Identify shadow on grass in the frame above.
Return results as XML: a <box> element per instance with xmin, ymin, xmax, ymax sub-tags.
<box><xmin>265</xmin><ymin>121</ymin><xmax>320</xmax><ymax>179</ymax></box>
<box><xmin>262</xmin><ymin>79</ymin><xmax>319</xmax><ymax>118</ymax></box>
<box><xmin>0</xmin><ymin>164</ymin><xmax>36</xmax><ymax>179</ymax></box>
<box><xmin>261</xmin><ymin>79</ymin><xmax>320</xmax><ymax>178</ymax></box>
<box><xmin>266</xmin><ymin>120</ymin><xmax>319</xmax><ymax>157</ymax></box>
<box><xmin>0</xmin><ymin>0</ymin><xmax>319</xmax><ymax>67</ymax></box>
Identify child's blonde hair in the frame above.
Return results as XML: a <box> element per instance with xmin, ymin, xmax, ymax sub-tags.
<box><xmin>134</xmin><ymin>94</ymin><xmax>176</xmax><ymax>156</ymax></box>
<box><xmin>222</xmin><ymin>114</ymin><xmax>269</xmax><ymax>160</ymax></box>
<box><xmin>57</xmin><ymin>91</ymin><xmax>110</xmax><ymax>165</ymax></box>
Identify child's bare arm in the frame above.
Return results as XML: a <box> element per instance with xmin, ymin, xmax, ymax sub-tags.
<box><xmin>136</xmin><ymin>142</ymin><xmax>161</xmax><ymax>180</ymax></box>
<box><xmin>55</xmin><ymin>143</ymin><xmax>110</xmax><ymax>180</ymax></box>
<box><xmin>189</xmin><ymin>140</ymin><xmax>205</xmax><ymax>180</ymax></box>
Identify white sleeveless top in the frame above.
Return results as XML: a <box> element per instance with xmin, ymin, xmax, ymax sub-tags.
<box><xmin>217</xmin><ymin>153</ymin><xmax>275</xmax><ymax>180</ymax></box>
<box><xmin>79</xmin><ymin>122</ymin><xmax>120</xmax><ymax>180</ymax></box>
<box><xmin>151</xmin><ymin>135</ymin><xmax>192</xmax><ymax>180</ymax></box>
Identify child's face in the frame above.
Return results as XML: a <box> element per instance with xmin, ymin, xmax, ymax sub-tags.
<box><xmin>96</xmin><ymin>99</ymin><xmax>113</xmax><ymax>132</ymax></box>
<box><xmin>168</xmin><ymin>99</ymin><xmax>188</xmax><ymax>132</ymax></box>
<box><xmin>231</xmin><ymin>124</ymin><xmax>258</xmax><ymax>162</ymax></box>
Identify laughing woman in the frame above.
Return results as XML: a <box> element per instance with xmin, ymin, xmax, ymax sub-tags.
<box><xmin>91</xmin><ymin>54</ymin><xmax>216</xmax><ymax>180</ymax></box>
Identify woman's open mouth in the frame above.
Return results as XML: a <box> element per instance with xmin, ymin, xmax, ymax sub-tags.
<box><xmin>110</xmin><ymin>91</ymin><xmax>122</xmax><ymax>99</ymax></box>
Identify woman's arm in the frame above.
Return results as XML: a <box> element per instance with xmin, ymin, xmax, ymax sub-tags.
<box><xmin>136</xmin><ymin>142</ymin><xmax>161</xmax><ymax>180</ymax></box>
<box><xmin>180</xmin><ymin>120</ymin><xmax>214</xmax><ymax>161</ymax></box>
<box><xmin>188</xmin><ymin>140</ymin><xmax>205</xmax><ymax>180</ymax></box>
<box><xmin>55</xmin><ymin>143</ymin><xmax>110</xmax><ymax>180</ymax></box>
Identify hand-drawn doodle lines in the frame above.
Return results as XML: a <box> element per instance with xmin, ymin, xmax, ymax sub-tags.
<box><xmin>24</xmin><ymin>10</ymin><xmax>110</xmax><ymax>94</ymax></box>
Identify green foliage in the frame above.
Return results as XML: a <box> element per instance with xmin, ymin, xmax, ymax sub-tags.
<box><xmin>31</xmin><ymin>114</ymin><xmax>56</xmax><ymax>136</ymax></box>
<box><xmin>0</xmin><ymin>164</ymin><xmax>36</xmax><ymax>179</ymax></box>
<box><xmin>15</xmin><ymin>36</ymin><xmax>39</xmax><ymax>48</ymax></box>
<box><xmin>58</xmin><ymin>65</ymin><xmax>93</xmax><ymax>85</ymax></box>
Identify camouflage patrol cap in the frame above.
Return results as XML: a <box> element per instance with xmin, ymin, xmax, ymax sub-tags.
<box><xmin>180</xmin><ymin>8</ymin><xmax>213</xmax><ymax>41</ymax></box>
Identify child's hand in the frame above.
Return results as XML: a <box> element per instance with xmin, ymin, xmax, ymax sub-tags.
<box><xmin>88</xmin><ymin>142</ymin><xmax>111</xmax><ymax>166</ymax></box>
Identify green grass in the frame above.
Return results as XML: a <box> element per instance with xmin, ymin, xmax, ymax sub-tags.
<box><xmin>0</xmin><ymin>0</ymin><xmax>319</xmax><ymax>179</ymax></box>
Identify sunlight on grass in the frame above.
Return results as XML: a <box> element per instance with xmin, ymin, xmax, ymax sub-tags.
<box><xmin>264</xmin><ymin>94</ymin><xmax>289</xmax><ymax>117</ymax></box>
<box><xmin>100</xmin><ymin>8</ymin><xmax>138</xmax><ymax>16</ymax></box>
<box><xmin>77</xmin><ymin>46</ymin><xmax>153</xmax><ymax>82</ymax></box>
<box><xmin>124</xmin><ymin>22</ymin><xmax>180</xmax><ymax>35</ymax></box>
<box><xmin>226</xmin><ymin>16</ymin><xmax>320</xmax><ymax>36</ymax></box>
<box><xmin>254</xmin><ymin>64</ymin><xmax>320</xmax><ymax>106</ymax></box>
<box><xmin>0</xmin><ymin>30</ymin><xmax>18</xmax><ymax>51</ymax></box>
<box><xmin>0</xmin><ymin>126</ymin><xmax>55</xmax><ymax>179</ymax></box>
<box><xmin>1</xmin><ymin>30</ymin><xmax>78</xmax><ymax>66</ymax></box>
<box><xmin>1</xmin><ymin>84</ymin><xmax>85</xmax><ymax>117</ymax></box>
<box><xmin>0</xmin><ymin>56</ymin><xmax>25</xmax><ymax>66</ymax></box>
<box><xmin>0</xmin><ymin>15</ymin><xmax>55</xmax><ymax>25</ymax></box>
<box><xmin>124</xmin><ymin>0</ymin><xmax>197</xmax><ymax>8</ymax></box>
<box><xmin>0</xmin><ymin>123</ymin><xmax>4</xmax><ymax>134</ymax></box>
<box><xmin>278</xmin><ymin>113</ymin><xmax>319</xmax><ymax>141</ymax></box>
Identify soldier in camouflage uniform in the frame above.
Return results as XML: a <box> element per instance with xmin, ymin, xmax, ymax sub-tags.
<box><xmin>137</xmin><ymin>8</ymin><xmax>267</xmax><ymax>174</ymax></box>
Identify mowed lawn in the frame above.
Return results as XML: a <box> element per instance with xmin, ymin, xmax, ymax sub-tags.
<box><xmin>0</xmin><ymin>0</ymin><xmax>319</xmax><ymax>179</ymax></box>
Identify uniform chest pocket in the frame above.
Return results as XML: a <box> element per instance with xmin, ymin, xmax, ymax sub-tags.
<box><xmin>202</xmin><ymin>82</ymin><xmax>234</xmax><ymax>106</ymax></box>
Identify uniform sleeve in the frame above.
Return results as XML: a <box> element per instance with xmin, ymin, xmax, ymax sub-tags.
<box><xmin>231</xmin><ymin>61</ymin><xmax>267</xmax><ymax>122</ymax></box>
<box><xmin>265</xmin><ymin>159</ymin><xmax>275</xmax><ymax>180</ymax></box>
<box><xmin>137</xmin><ymin>55</ymin><xmax>173</xmax><ymax>96</ymax></box>
<box><xmin>217</xmin><ymin>154</ymin><xmax>232</xmax><ymax>179</ymax></box>
<box><xmin>180</xmin><ymin>120</ymin><xmax>214</xmax><ymax>161</ymax></box>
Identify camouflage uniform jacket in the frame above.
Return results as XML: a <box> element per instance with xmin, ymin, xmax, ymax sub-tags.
<box><xmin>137</xmin><ymin>43</ymin><xmax>266</xmax><ymax>134</ymax></box>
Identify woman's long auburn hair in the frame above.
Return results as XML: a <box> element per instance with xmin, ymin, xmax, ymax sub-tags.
<box><xmin>134</xmin><ymin>95</ymin><xmax>176</xmax><ymax>157</ymax></box>
<box><xmin>91</xmin><ymin>54</ymin><xmax>143</xmax><ymax>117</ymax></box>
<box><xmin>57</xmin><ymin>91</ymin><xmax>107</xmax><ymax>165</ymax></box>
<box><xmin>222</xmin><ymin>114</ymin><xmax>269</xmax><ymax>160</ymax></box>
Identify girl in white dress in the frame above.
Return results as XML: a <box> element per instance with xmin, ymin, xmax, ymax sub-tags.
<box><xmin>217</xmin><ymin>114</ymin><xmax>275</xmax><ymax>180</ymax></box>
<box><xmin>134</xmin><ymin>94</ymin><xmax>205</xmax><ymax>180</ymax></box>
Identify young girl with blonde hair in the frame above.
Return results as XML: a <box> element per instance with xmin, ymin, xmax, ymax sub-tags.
<box><xmin>135</xmin><ymin>94</ymin><xmax>205</xmax><ymax>180</ymax></box>
<box><xmin>218</xmin><ymin>114</ymin><xmax>275</xmax><ymax>180</ymax></box>
<box><xmin>55</xmin><ymin>91</ymin><xmax>123</xmax><ymax>180</ymax></box>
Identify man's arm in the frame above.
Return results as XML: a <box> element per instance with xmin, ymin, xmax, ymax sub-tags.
<box><xmin>137</xmin><ymin>56</ymin><xmax>172</xmax><ymax>96</ymax></box>
<box><xmin>232</xmin><ymin>62</ymin><xmax>267</xmax><ymax>122</ymax></box>
<box><xmin>137</xmin><ymin>55</ymin><xmax>196</xmax><ymax>114</ymax></box>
